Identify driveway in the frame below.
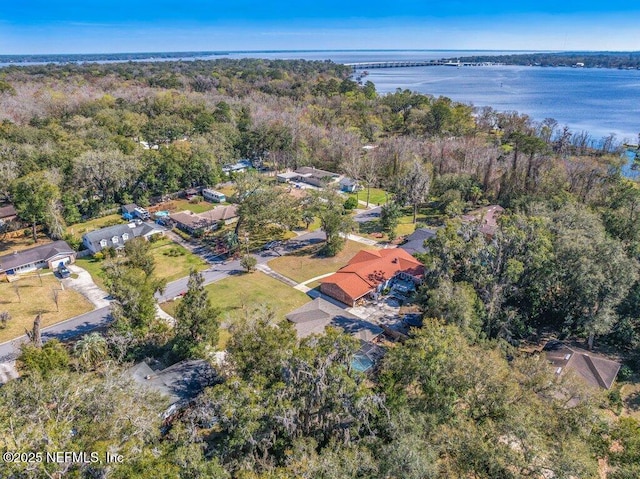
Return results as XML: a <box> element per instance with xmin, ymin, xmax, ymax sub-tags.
<box><xmin>63</xmin><ymin>264</ymin><xmax>111</xmax><ymax>308</ymax></box>
<box><xmin>354</xmin><ymin>206</ymin><xmax>382</xmax><ymax>223</ymax></box>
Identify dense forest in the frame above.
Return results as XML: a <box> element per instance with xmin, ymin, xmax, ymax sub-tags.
<box><xmin>1</xmin><ymin>58</ymin><xmax>640</xmax><ymax>478</ymax></box>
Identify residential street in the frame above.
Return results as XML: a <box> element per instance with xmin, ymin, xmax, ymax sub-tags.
<box><xmin>0</xmin><ymin>229</ymin><xmax>327</xmax><ymax>366</ymax></box>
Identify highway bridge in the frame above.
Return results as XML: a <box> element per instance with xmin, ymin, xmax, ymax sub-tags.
<box><xmin>345</xmin><ymin>60</ymin><xmax>500</xmax><ymax>70</ymax></box>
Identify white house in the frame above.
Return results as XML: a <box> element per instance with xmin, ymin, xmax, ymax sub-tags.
<box><xmin>82</xmin><ymin>222</ymin><xmax>164</xmax><ymax>254</ymax></box>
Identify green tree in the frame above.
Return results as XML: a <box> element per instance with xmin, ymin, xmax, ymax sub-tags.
<box><xmin>74</xmin><ymin>332</ymin><xmax>109</xmax><ymax>370</ymax></box>
<box><xmin>174</xmin><ymin>270</ymin><xmax>220</xmax><ymax>358</ymax></box>
<box><xmin>11</xmin><ymin>172</ymin><xmax>60</xmax><ymax>241</ymax></box>
<box><xmin>380</xmin><ymin>201</ymin><xmax>401</xmax><ymax>239</ymax></box>
<box><xmin>17</xmin><ymin>339</ymin><xmax>70</xmax><ymax>378</ymax></box>
<box><xmin>310</xmin><ymin>188</ymin><xmax>356</xmax><ymax>256</ymax></box>
<box><xmin>240</xmin><ymin>254</ymin><xmax>258</xmax><ymax>272</ymax></box>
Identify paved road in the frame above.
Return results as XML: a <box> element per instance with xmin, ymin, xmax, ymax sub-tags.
<box><xmin>354</xmin><ymin>206</ymin><xmax>382</xmax><ymax>223</ymax></box>
<box><xmin>0</xmin><ymin>230</ymin><xmax>327</xmax><ymax>364</ymax></box>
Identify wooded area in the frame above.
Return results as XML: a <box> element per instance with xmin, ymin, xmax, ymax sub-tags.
<box><xmin>1</xmin><ymin>58</ymin><xmax>639</xmax><ymax>478</ymax></box>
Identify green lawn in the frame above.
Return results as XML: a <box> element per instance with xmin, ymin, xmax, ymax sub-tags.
<box><xmin>75</xmin><ymin>238</ymin><xmax>208</xmax><ymax>287</ymax></box>
<box><xmin>66</xmin><ymin>214</ymin><xmax>125</xmax><ymax>241</ymax></box>
<box><xmin>351</xmin><ymin>187</ymin><xmax>389</xmax><ymax>207</ymax></box>
<box><xmin>149</xmin><ymin>238</ymin><xmax>209</xmax><ymax>282</ymax></box>
<box><xmin>171</xmin><ymin>199</ymin><xmax>218</xmax><ymax>214</ymax></box>
<box><xmin>268</xmin><ymin>240</ymin><xmax>379</xmax><ymax>284</ymax></box>
<box><xmin>161</xmin><ymin>272</ymin><xmax>309</xmax><ymax>325</ymax></box>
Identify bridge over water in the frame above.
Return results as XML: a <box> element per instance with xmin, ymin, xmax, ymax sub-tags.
<box><xmin>345</xmin><ymin>60</ymin><xmax>500</xmax><ymax>70</ymax></box>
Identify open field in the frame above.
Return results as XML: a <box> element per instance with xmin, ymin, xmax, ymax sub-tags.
<box><xmin>65</xmin><ymin>214</ymin><xmax>125</xmax><ymax>241</ymax></box>
<box><xmin>161</xmin><ymin>271</ymin><xmax>309</xmax><ymax>325</ymax></box>
<box><xmin>268</xmin><ymin>240</ymin><xmax>379</xmax><ymax>284</ymax></box>
<box><xmin>0</xmin><ymin>274</ymin><xmax>93</xmax><ymax>343</ymax></box>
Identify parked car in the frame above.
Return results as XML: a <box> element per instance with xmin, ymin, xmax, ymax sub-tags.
<box><xmin>57</xmin><ymin>264</ymin><xmax>71</xmax><ymax>278</ymax></box>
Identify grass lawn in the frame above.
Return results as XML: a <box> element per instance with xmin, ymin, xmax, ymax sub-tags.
<box><xmin>149</xmin><ymin>238</ymin><xmax>209</xmax><ymax>282</ymax></box>
<box><xmin>75</xmin><ymin>238</ymin><xmax>208</xmax><ymax>287</ymax></box>
<box><xmin>351</xmin><ymin>187</ymin><xmax>389</xmax><ymax>207</ymax></box>
<box><xmin>66</xmin><ymin>214</ymin><xmax>124</xmax><ymax>241</ymax></box>
<box><xmin>268</xmin><ymin>240</ymin><xmax>379</xmax><ymax>284</ymax></box>
<box><xmin>161</xmin><ymin>272</ymin><xmax>309</xmax><ymax>325</ymax></box>
<box><xmin>171</xmin><ymin>199</ymin><xmax>218</xmax><ymax>214</ymax></box>
<box><xmin>0</xmin><ymin>274</ymin><xmax>93</xmax><ymax>343</ymax></box>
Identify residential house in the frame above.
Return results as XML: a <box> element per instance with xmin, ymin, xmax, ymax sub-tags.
<box><xmin>461</xmin><ymin>205</ymin><xmax>504</xmax><ymax>237</ymax></box>
<box><xmin>82</xmin><ymin>222</ymin><xmax>165</xmax><ymax>254</ymax></box>
<box><xmin>276</xmin><ymin>171</ymin><xmax>300</xmax><ymax>183</ymax></box>
<box><xmin>0</xmin><ymin>204</ymin><xmax>17</xmax><ymax>225</ymax></box>
<box><xmin>400</xmin><ymin>227</ymin><xmax>438</xmax><ymax>256</ymax></box>
<box><xmin>202</xmin><ymin>189</ymin><xmax>226</xmax><ymax>203</ymax></box>
<box><xmin>293</xmin><ymin>166</ymin><xmax>340</xmax><ymax>187</ymax></box>
<box><xmin>286</xmin><ymin>298</ymin><xmax>386</xmax><ymax>373</ymax></box>
<box><xmin>320</xmin><ymin>249</ymin><xmax>424</xmax><ymax>307</ymax></box>
<box><xmin>286</xmin><ymin>297</ymin><xmax>383</xmax><ymax>341</ymax></box>
<box><xmin>339</xmin><ymin>177</ymin><xmax>360</xmax><ymax>193</ymax></box>
<box><xmin>222</xmin><ymin>159</ymin><xmax>252</xmax><ymax>175</ymax></box>
<box><xmin>543</xmin><ymin>340</ymin><xmax>621</xmax><ymax>390</ymax></box>
<box><xmin>169</xmin><ymin>205</ymin><xmax>238</xmax><ymax>235</ymax></box>
<box><xmin>126</xmin><ymin>359</ymin><xmax>217</xmax><ymax>412</ymax></box>
<box><xmin>0</xmin><ymin>240</ymin><xmax>76</xmax><ymax>276</ymax></box>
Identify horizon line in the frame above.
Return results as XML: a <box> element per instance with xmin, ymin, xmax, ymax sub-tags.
<box><xmin>2</xmin><ymin>48</ymin><xmax>640</xmax><ymax>57</ymax></box>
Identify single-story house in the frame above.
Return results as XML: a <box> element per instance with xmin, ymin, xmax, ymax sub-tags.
<box><xmin>222</xmin><ymin>159</ymin><xmax>253</xmax><ymax>175</ymax></box>
<box><xmin>202</xmin><ymin>189</ymin><xmax>226</xmax><ymax>203</ymax></box>
<box><xmin>169</xmin><ymin>205</ymin><xmax>238</xmax><ymax>235</ymax></box>
<box><xmin>82</xmin><ymin>221</ymin><xmax>165</xmax><ymax>254</ymax></box>
<box><xmin>293</xmin><ymin>166</ymin><xmax>340</xmax><ymax>187</ymax></box>
<box><xmin>121</xmin><ymin>204</ymin><xmax>138</xmax><ymax>216</ymax></box>
<box><xmin>0</xmin><ymin>240</ymin><xmax>76</xmax><ymax>276</ymax></box>
<box><xmin>286</xmin><ymin>297</ymin><xmax>383</xmax><ymax>341</ymax></box>
<box><xmin>543</xmin><ymin>340</ymin><xmax>621</xmax><ymax>390</ymax></box>
<box><xmin>461</xmin><ymin>205</ymin><xmax>504</xmax><ymax>237</ymax></box>
<box><xmin>320</xmin><ymin>249</ymin><xmax>424</xmax><ymax>307</ymax></box>
<box><xmin>400</xmin><ymin>227</ymin><xmax>438</xmax><ymax>256</ymax></box>
<box><xmin>126</xmin><ymin>359</ymin><xmax>217</xmax><ymax>407</ymax></box>
<box><xmin>0</xmin><ymin>204</ymin><xmax>18</xmax><ymax>224</ymax></box>
<box><xmin>339</xmin><ymin>177</ymin><xmax>360</xmax><ymax>193</ymax></box>
<box><xmin>276</xmin><ymin>171</ymin><xmax>300</xmax><ymax>183</ymax></box>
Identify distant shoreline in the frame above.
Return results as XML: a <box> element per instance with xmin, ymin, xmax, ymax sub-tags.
<box><xmin>1</xmin><ymin>49</ymin><xmax>639</xmax><ymax>70</ymax></box>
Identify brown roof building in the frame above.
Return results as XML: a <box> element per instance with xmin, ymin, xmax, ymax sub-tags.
<box><xmin>543</xmin><ymin>340</ymin><xmax>621</xmax><ymax>390</ymax></box>
<box><xmin>169</xmin><ymin>205</ymin><xmax>238</xmax><ymax>234</ymax></box>
<box><xmin>320</xmin><ymin>249</ymin><xmax>424</xmax><ymax>306</ymax></box>
<box><xmin>0</xmin><ymin>204</ymin><xmax>17</xmax><ymax>223</ymax></box>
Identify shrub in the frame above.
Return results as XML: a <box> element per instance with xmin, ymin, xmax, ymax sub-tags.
<box><xmin>189</xmin><ymin>195</ymin><xmax>204</xmax><ymax>204</ymax></box>
<box><xmin>240</xmin><ymin>254</ymin><xmax>258</xmax><ymax>272</ymax></box>
<box><xmin>343</xmin><ymin>196</ymin><xmax>359</xmax><ymax>210</ymax></box>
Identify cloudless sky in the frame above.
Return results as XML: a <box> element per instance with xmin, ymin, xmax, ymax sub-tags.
<box><xmin>1</xmin><ymin>1</ymin><xmax>639</xmax><ymax>54</ymax></box>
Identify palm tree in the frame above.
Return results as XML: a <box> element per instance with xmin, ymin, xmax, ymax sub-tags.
<box><xmin>74</xmin><ymin>332</ymin><xmax>108</xmax><ymax>370</ymax></box>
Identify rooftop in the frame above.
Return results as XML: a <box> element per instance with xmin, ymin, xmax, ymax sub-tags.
<box><xmin>400</xmin><ymin>227</ymin><xmax>438</xmax><ymax>255</ymax></box>
<box><xmin>286</xmin><ymin>297</ymin><xmax>383</xmax><ymax>341</ymax></box>
<box><xmin>543</xmin><ymin>340</ymin><xmax>621</xmax><ymax>390</ymax></box>
<box><xmin>0</xmin><ymin>240</ymin><xmax>75</xmax><ymax>272</ymax></box>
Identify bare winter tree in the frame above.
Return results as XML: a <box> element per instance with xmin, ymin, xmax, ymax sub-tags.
<box><xmin>0</xmin><ymin>311</ymin><xmax>10</xmax><ymax>329</ymax></box>
<box><xmin>26</xmin><ymin>313</ymin><xmax>43</xmax><ymax>348</ymax></box>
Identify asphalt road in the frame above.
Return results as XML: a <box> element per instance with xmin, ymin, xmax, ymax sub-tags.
<box><xmin>0</xmin><ymin>230</ymin><xmax>327</xmax><ymax>363</ymax></box>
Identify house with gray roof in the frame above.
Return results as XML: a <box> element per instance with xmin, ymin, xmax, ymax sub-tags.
<box><xmin>0</xmin><ymin>240</ymin><xmax>76</xmax><ymax>276</ymax></box>
<box><xmin>82</xmin><ymin>221</ymin><xmax>164</xmax><ymax>254</ymax></box>
<box><xmin>126</xmin><ymin>359</ymin><xmax>217</xmax><ymax>407</ymax></box>
<box><xmin>543</xmin><ymin>340</ymin><xmax>621</xmax><ymax>390</ymax></box>
<box><xmin>400</xmin><ymin>227</ymin><xmax>438</xmax><ymax>256</ymax></box>
<box><xmin>286</xmin><ymin>297</ymin><xmax>383</xmax><ymax>341</ymax></box>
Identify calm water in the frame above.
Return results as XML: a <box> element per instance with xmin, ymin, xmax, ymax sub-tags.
<box><xmin>365</xmin><ymin>64</ymin><xmax>640</xmax><ymax>142</ymax></box>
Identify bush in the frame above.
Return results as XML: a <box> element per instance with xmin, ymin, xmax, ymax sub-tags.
<box><xmin>189</xmin><ymin>195</ymin><xmax>203</xmax><ymax>204</ymax></box>
<box><xmin>344</xmin><ymin>196</ymin><xmax>359</xmax><ymax>210</ymax></box>
<box><xmin>18</xmin><ymin>340</ymin><xmax>70</xmax><ymax>378</ymax></box>
<box><xmin>240</xmin><ymin>254</ymin><xmax>258</xmax><ymax>272</ymax></box>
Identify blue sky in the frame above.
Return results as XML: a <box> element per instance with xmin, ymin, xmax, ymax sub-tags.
<box><xmin>1</xmin><ymin>1</ymin><xmax>639</xmax><ymax>54</ymax></box>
